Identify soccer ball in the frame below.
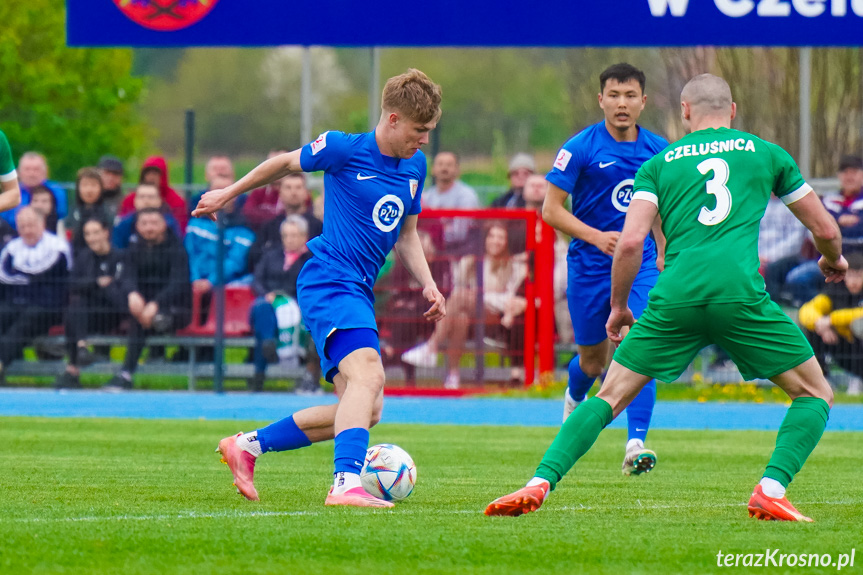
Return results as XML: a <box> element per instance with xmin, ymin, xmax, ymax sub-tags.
<box><xmin>360</xmin><ymin>443</ymin><xmax>417</xmax><ymax>502</ymax></box>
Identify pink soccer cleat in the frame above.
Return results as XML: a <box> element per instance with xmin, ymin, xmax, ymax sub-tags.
<box><xmin>217</xmin><ymin>432</ymin><xmax>259</xmax><ymax>501</ymax></box>
<box><xmin>324</xmin><ymin>486</ymin><xmax>395</xmax><ymax>508</ymax></box>
<box><xmin>747</xmin><ymin>484</ymin><xmax>813</xmax><ymax>522</ymax></box>
<box><xmin>484</xmin><ymin>482</ymin><xmax>550</xmax><ymax>517</ymax></box>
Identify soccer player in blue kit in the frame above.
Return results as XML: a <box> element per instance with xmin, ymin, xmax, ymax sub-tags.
<box><xmin>192</xmin><ymin>69</ymin><xmax>446</xmax><ymax>508</ymax></box>
<box><xmin>543</xmin><ymin>63</ymin><xmax>668</xmax><ymax>475</ymax></box>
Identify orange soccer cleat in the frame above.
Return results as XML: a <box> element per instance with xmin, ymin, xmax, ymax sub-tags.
<box><xmin>324</xmin><ymin>486</ymin><xmax>394</xmax><ymax>508</ymax></box>
<box><xmin>484</xmin><ymin>482</ymin><xmax>550</xmax><ymax>517</ymax></box>
<box><xmin>217</xmin><ymin>432</ymin><xmax>260</xmax><ymax>501</ymax></box>
<box><xmin>747</xmin><ymin>485</ymin><xmax>813</xmax><ymax>522</ymax></box>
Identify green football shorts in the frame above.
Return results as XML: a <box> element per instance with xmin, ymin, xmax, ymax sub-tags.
<box><xmin>614</xmin><ymin>295</ymin><xmax>814</xmax><ymax>382</ymax></box>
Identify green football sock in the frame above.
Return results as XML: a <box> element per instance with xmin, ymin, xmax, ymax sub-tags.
<box><xmin>535</xmin><ymin>396</ymin><xmax>614</xmax><ymax>490</ymax></box>
<box><xmin>763</xmin><ymin>397</ymin><xmax>830</xmax><ymax>488</ymax></box>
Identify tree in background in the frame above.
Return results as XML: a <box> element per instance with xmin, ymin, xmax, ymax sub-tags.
<box><xmin>0</xmin><ymin>1</ymin><xmax>145</xmax><ymax>180</ymax></box>
<box><xmin>659</xmin><ymin>47</ymin><xmax>863</xmax><ymax>177</ymax></box>
<box><xmin>141</xmin><ymin>47</ymin><xmax>351</xmax><ymax>156</ymax></box>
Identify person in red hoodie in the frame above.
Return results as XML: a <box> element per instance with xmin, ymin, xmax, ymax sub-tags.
<box><xmin>119</xmin><ymin>156</ymin><xmax>188</xmax><ymax>232</ymax></box>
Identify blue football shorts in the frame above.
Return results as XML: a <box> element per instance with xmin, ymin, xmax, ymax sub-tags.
<box><xmin>566</xmin><ymin>265</ymin><xmax>659</xmax><ymax>347</ymax></box>
<box><xmin>297</xmin><ymin>256</ymin><xmax>381</xmax><ymax>382</ymax></box>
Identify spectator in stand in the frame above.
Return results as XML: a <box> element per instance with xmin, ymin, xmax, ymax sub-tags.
<box><xmin>248</xmin><ymin>215</ymin><xmax>313</xmax><ymax>392</ymax></box>
<box><xmin>378</xmin><ymin>229</ymin><xmax>452</xmax><ymax>379</ymax></box>
<box><xmin>118</xmin><ymin>156</ymin><xmax>188</xmax><ymax>232</ymax></box>
<box><xmin>799</xmin><ymin>250</ymin><xmax>863</xmax><ymax>395</ymax></box>
<box><xmin>422</xmin><ymin>151</ymin><xmax>480</xmax><ymax>253</ymax></box>
<box><xmin>54</xmin><ymin>218</ymin><xmax>131</xmax><ymax>389</ymax></box>
<box><xmin>402</xmin><ymin>223</ymin><xmax>527</xmax><ymax>389</ymax></box>
<box><xmin>0</xmin><ymin>207</ymin><xmax>71</xmax><ymax>382</ymax></box>
<box><xmin>177</xmin><ymin>175</ymin><xmax>255</xmax><ymax>363</ymax></box>
<box><xmin>185</xmin><ymin>175</ymin><xmax>255</xmax><ymax>291</ymax></box>
<box><xmin>104</xmin><ymin>208</ymin><xmax>191</xmax><ymax>391</ymax></box>
<box><xmin>97</xmin><ymin>155</ymin><xmax>125</xmax><ymax>208</ymax></box>
<box><xmin>29</xmin><ymin>185</ymin><xmax>63</xmax><ymax>237</ymax></box>
<box><xmin>492</xmin><ymin>153</ymin><xmax>536</xmax><ymax>209</ymax></box>
<box><xmin>248</xmin><ymin>173</ymin><xmax>322</xmax><ymax>270</ymax></box>
<box><xmin>504</xmin><ymin>173</ymin><xmax>548</xmax><ymax>255</ymax></box>
<box><xmin>522</xmin><ymin>173</ymin><xmax>546</xmax><ymax>212</ymax></box>
<box><xmin>189</xmin><ymin>155</ymin><xmax>237</xmax><ymax>216</ymax></box>
<box><xmin>20</xmin><ymin>152</ymin><xmax>68</xmax><ymax>218</ymax></box>
<box><xmin>242</xmin><ymin>149</ymin><xmax>289</xmax><ymax>232</ymax></box>
<box><xmin>65</xmin><ymin>168</ymin><xmax>116</xmax><ymax>253</ymax></box>
<box><xmin>824</xmin><ymin>155</ymin><xmax>863</xmax><ymax>238</ymax></box>
<box><xmin>113</xmin><ymin>183</ymin><xmax>181</xmax><ymax>249</ymax></box>
<box><xmin>786</xmin><ymin>155</ymin><xmax>863</xmax><ymax>305</ymax></box>
<box><xmin>205</xmin><ymin>155</ymin><xmax>235</xmax><ymax>185</ymax></box>
<box><xmin>2</xmin><ymin>152</ymin><xmax>68</xmax><ymax>228</ymax></box>
<box><xmin>758</xmin><ymin>193</ymin><xmax>807</xmax><ymax>303</ymax></box>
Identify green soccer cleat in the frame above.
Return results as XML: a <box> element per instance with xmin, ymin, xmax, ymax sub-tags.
<box><xmin>622</xmin><ymin>441</ymin><xmax>657</xmax><ymax>476</ymax></box>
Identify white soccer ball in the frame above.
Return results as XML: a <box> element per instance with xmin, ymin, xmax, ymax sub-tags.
<box><xmin>360</xmin><ymin>443</ymin><xmax>417</xmax><ymax>502</ymax></box>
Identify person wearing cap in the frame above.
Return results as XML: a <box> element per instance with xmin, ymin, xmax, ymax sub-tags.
<box><xmin>97</xmin><ymin>155</ymin><xmax>125</xmax><ymax>207</ymax></box>
<box><xmin>785</xmin><ymin>155</ymin><xmax>863</xmax><ymax>305</ymax></box>
<box><xmin>799</xmin><ymin>249</ymin><xmax>863</xmax><ymax>395</ymax></box>
<box><xmin>491</xmin><ymin>153</ymin><xmax>536</xmax><ymax>209</ymax></box>
<box><xmin>823</xmin><ymin>155</ymin><xmax>863</xmax><ymax>238</ymax></box>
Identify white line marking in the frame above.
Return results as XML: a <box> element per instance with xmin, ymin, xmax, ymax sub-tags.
<box><xmin>3</xmin><ymin>501</ymin><xmax>854</xmax><ymax>524</ymax></box>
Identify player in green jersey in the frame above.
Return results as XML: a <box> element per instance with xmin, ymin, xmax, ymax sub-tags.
<box><xmin>486</xmin><ymin>74</ymin><xmax>845</xmax><ymax>522</ymax></box>
<box><xmin>0</xmin><ymin>129</ymin><xmax>21</xmax><ymax>213</ymax></box>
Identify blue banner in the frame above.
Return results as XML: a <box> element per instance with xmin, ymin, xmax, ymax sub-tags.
<box><xmin>67</xmin><ymin>0</ymin><xmax>863</xmax><ymax>47</ymax></box>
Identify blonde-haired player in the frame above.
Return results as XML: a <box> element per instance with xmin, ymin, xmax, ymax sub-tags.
<box><xmin>194</xmin><ymin>69</ymin><xmax>447</xmax><ymax>508</ymax></box>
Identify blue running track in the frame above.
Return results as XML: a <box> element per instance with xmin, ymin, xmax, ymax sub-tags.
<box><xmin>1</xmin><ymin>390</ymin><xmax>861</xmax><ymax>431</ymax></box>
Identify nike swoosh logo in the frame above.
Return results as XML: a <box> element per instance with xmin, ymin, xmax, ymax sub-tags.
<box><xmin>635</xmin><ymin>428</ymin><xmax>646</xmax><ymax>432</ymax></box>
<box><xmin>357</xmin><ymin>173</ymin><xmax>377</xmax><ymax>180</ymax></box>
<box><xmin>599</xmin><ymin>161</ymin><xmax>616</xmax><ymax>168</ymax></box>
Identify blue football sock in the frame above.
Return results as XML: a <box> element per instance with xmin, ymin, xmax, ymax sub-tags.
<box><xmin>256</xmin><ymin>414</ymin><xmax>312</xmax><ymax>453</ymax></box>
<box><xmin>625</xmin><ymin>379</ymin><xmax>656</xmax><ymax>442</ymax></box>
<box><xmin>334</xmin><ymin>427</ymin><xmax>370</xmax><ymax>475</ymax></box>
<box><xmin>567</xmin><ymin>355</ymin><xmax>597</xmax><ymax>401</ymax></box>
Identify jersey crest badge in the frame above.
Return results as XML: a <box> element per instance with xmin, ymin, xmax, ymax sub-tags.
<box><xmin>112</xmin><ymin>0</ymin><xmax>219</xmax><ymax>32</ymax></box>
<box><xmin>409</xmin><ymin>179</ymin><xmax>419</xmax><ymax>199</ymax></box>
<box><xmin>554</xmin><ymin>149</ymin><xmax>572</xmax><ymax>171</ymax></box>
<box><xmin>310</xmin><ymin>132</ymin><xmax>328</xmax><ymax>155</ymax></box>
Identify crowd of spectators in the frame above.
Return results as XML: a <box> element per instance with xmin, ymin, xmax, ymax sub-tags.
<box><xmin>0</xmin><ymin>151</ymin><xmax>333</xmax><ymax>391</ymax></box>
<box><xmin>14</xmin><ymin>145</ymin><xmax>861</xmax><ymax>393</ymax></box>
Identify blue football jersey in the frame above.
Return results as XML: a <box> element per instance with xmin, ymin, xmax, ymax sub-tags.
<box><xmin>546</xmin><ymin>121</ymin><xmax>668</xmax><ymax>277</ymax></box>
<box><xmin>300</xmin><ymin>130</ymin><xmax>425</xmax><ymax>285</ymax></box>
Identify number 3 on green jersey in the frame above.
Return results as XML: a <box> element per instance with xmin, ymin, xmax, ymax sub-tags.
<box><xmin>697</xmin><ymin>158</ymin><xmax>731</xmax><ymax>226</ymax></box>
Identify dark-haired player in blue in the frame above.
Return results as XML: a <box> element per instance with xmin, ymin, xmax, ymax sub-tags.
<box><xmin>543</xmin><ymin>63</ymin><xmax>668</xmax><ymax>475</ymax></box>
<box><xmin>193</xmin><ymin>69</ymin><xmax>446</xmax><ymax>508</ymax></box>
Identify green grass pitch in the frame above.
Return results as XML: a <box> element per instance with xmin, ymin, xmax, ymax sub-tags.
<box><xmin>1</xmin><ymin>417</ymin><xmax>860</xmax><ymax>574</ymax></box>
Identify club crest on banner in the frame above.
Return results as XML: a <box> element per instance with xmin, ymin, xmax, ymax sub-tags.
<box><xmin>112</xmin><ymin>0</ymin><xmax>219</xmax><ymax>32</ymax></box>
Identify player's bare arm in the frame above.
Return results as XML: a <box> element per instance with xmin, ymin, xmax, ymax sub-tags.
<box><xmin>607</xmin><ymin>198</ymin><xmax>657</xmax><ymax>343</ymax></box>
<box><xmin>192</xmin><ymin>149</ymin><xmax>304</xmax><ymax>219</ymax></box>
<box><xmin>0</xmin><ymin>179</ymin><xmax>21</xmax><ymax>213</ymax></box>
<box><xmin>651</xmin><ymin>215</ymin><xmax>666</xmax><ymax>271</ymax></box>
<box><xmin>786</xmin><ymin>191</ymin><xmax>847</xmax><ymax>283</ymax></box>
<box><xmin>394</xmin><ymin>214</ymin><xmax>446</xmax><ymax>322</ymax></box>
<box><xmin>542</xmin><ymin>182</ymin><xmax>619</xmax><ymax>255</ymax></box>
